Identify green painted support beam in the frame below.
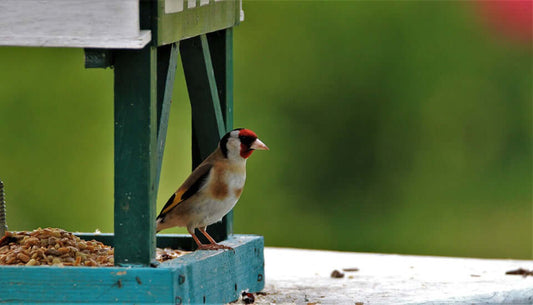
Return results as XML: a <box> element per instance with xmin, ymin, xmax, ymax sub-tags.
<box><xmin>155</xmin><ymin>43</ymin><xmax>179</xmax><ymax>192</ymax></box>
<box><xmin>113</xmin><ymin>46</ymin><xmax>158</xmax><ymax>266</ymax></box>
<box><xmin>180</xmin><ymin>30</ymin><xmax>233</xmax><ymax>243</ymax></box>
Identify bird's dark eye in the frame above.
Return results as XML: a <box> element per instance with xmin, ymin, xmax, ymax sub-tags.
<box><xmin>239</xmin><ymin>135</ymin><xmax>255</xmax><ymax>147</ymax></box>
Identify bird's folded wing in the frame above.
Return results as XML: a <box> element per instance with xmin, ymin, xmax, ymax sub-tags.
<box><xmin>158</xmin><ymin>163</ymin><xmax>213</xmax><ymax>216</ymax></box>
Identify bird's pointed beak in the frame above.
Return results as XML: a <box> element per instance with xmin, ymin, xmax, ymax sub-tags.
<box><xmin>251</xmin><ymin>138</ymin><xmax>269</xmax><ymax>151</ymax></box>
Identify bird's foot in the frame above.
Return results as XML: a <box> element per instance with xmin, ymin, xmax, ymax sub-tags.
<box><xmin>197</xmin><ymin>243</ymin><xmax>234</xmax><ymax>251</ymax></box>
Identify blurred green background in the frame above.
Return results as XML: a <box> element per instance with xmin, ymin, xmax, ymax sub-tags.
<box><xmin>0</xmin><ymin>1</ymin><xmax>531</xmax><ymax>259</ymax></box>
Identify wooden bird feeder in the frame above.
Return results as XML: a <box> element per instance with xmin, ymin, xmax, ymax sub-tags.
<box><xmin>0</xmin><ymin>0</ymin><xmax>264</xmax><ymax>303</ymax></box>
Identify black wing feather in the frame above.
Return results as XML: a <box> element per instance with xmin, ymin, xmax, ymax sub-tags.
<box><xmin>181</xmin><ymin>169</ymin><xmax>210</xmax><ymax>201</ymax></box>
<box><xmin>156</xmin><ymin>165</ymin><xmax>212</xmax><ymax>220</ymax></box>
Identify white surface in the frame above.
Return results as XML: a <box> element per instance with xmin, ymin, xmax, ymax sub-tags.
<box><xmin>165</xmin><ymin>0</ymin><xmax>184</xmax><ymax>14</ymax></box>
<box><xmin>259</xmin><ymin>248</ymin><xmax>533</xmax><ymax>304</ymax></box>
<box><xmin>0</xmin><ymin>31</ymin><xmax>151</xmax><ymax>49</ymax></box>
<box><xmin>0</xmin><ymin>0</ymin><xmax>150</xmax><ymax>48</ymax></box>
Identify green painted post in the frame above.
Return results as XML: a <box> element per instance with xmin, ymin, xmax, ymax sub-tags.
<box><xmin>113</xmin><ymin>46</ymin><xmax>158</xmax><ymax>266</ymax></box>
<box><xmin>180</xmin><ymin>29</ymin><xmax>234</xmax><ymax>243</ymax></box>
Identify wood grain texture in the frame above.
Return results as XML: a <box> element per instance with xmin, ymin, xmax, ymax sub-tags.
<box><xmin>162</xmin><ymin>235</ymin><xmax>265</xmax><ymax>304</ymax></box>
<box><xmin>0</xmin><ymin>235</ymin><xmax>264</xmax><ymax>303</ymax></box>
<box><xmin>0</xmin><ymin>0</ymin><xmax>150</xmax><ymax>48</ymax></box>
<box><xmin>113</xmin><ymin>46</ymin><xmax>158</xmax><ymax>267</ymax></box>
<box><xmin>0</xmin><ymin>32</ymin><xmax>151</xmax><ymax>49</ymax></box>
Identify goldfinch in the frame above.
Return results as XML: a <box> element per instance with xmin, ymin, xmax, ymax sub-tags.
<box><xmin>156</xmin><ymin>128</ymin><xmax>269</xmax><ymax>250</ymax></box>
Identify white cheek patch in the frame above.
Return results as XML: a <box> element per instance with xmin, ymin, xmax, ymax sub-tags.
<box><xmin>225</xmin><ymin>138</ymin><xmax>242</xmax><ymax>159</ymax></box>
<box><xmin>227</xmin><ymin>138</ymin><xmax>240</xmax><ymax>150</ymax></box>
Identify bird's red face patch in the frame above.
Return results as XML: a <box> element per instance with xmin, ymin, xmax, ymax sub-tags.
<box><xmin>240</xmin><ymin>146</ymin><xmax>254</xmax><ymax>159</ymax></box>
<box><xmin>238</xmin><ymin>129</ymin><xmax>258</xmax><ymax>159</ymax></box>
<box><xmin>238</xmin><ymin>129</ymin><xmax>257</xmax><ymax>138</ymax></box>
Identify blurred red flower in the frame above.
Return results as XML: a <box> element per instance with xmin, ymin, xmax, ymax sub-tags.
<box><xmin>476</xmin><ymin>0</ymin><xmax>532</xmax><ymax>43</ymax></box>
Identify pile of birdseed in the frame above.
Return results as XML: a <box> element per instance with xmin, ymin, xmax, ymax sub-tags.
<box><xmin>0</xmin><ymin>228</ymin><xmax>114</xmax><ymax>266</ymax></box>
<box><xmin>0</xmin><ymin>227</ymin><xmax>190</xmax><ymax>267</ymax></box>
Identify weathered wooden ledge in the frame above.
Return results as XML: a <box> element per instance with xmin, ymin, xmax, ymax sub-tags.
<box><xmin>256</xmin><ymin>248</ymin><xmax>532</xmax><ymax>304</ymax></box>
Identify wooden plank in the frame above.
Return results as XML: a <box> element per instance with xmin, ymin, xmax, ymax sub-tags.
<box><xmin>0</xmin><ymin>0</ymin><xmax>150</xmax><ymax>49</ymax></box>
<box><xmin>113</xmin><ymin>46</ymin><xmax>158</xmax><ymax>266</ymax></box>
<box><xmin>0</xmin><ymin>0</ymin><xmax>243</xmax><ymax>48</ymax></box>
<box><xmin>0</xmin><ymin>266</ymin><xmax>173</xmax><ymax>303</ymax></box>
<box><xmin>0</xmin><ymin>235</ymin><xmax>264</xmax><ymax>303</ymax></box>
<box><xmin>157</xmin><ymin>0</ymin><xmax>241</xmax><ymax>46</ymax></box>
<box><xmin>0</xmin><ymin>32</ymin><xmax>151</xmax><ymax>49</ymax></box>
<box><xmin>155</xmin><ymin>43</ymin><xmax>179</xmax><ymax>194</ymax></box>
<box><xmin>258</xmin><ymin>248</ymin><xmax>533</xmax><ymax>305</ymax></box>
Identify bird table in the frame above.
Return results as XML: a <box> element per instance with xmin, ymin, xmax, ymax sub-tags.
<box><xmin>0</xmin><ymin>0</ymin><xmax>264</xmax><ymax>303</ymax></box>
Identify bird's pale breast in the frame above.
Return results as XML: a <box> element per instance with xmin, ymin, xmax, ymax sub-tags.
<box><xmin>191</xmin><ymin>162</ymin><xmax>246</xmax><ymax>228</ymax></box>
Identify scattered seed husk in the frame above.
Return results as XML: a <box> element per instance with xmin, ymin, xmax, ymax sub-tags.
<box><xmin>330</xmin><ymin>269</ymin><xmax>345</xmax><ymax>278</ymax></box>
<box><xmin>505</xmin><ymin>268</ymin><xmax>533</xmax><ymax>277</ymax></box>
<box><xmin>155</xmin><ymin>247</ymin><xmax>189</xmax><ymax>262</ymax></box>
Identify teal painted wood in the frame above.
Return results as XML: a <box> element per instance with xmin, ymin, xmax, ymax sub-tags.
<box><xmin>155</xmin><ymin>42</ymin><xmax>179</xmax><ymax>193</ymax></box>
<box><xmin>113</xmin><ymin>46</ymin><xmax>158</xmax><ymax>267</ymax></box>
<box><xmin>0</xmin><ymin>235</ymin><xmax>264</xmax><ymax>304</ymax></box>
<box><xmin>180</xmin><ymin>30</ymin><xmax>234</xmax><ymax>243</ymax></box>
<box><xmin>0</xmin><ymin>265</ymin><xmax>173</xmax><ymax>303</ymax></box>
<box><xmin>161</xmin><ymin>235</ymin><xmax>265</xmax><ymax>304</ymax></box>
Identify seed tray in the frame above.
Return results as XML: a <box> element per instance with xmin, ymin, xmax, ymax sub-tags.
<box><xmin>0</xmin><ymin>234</ymin><xmax>264</xmax><ymax>304</ymax></box>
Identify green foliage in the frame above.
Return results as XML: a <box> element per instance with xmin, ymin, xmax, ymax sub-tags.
<box><xmin>0</xmin><ymin>2</ymin><xmax>530</xmax><ymax>258</ymax></box>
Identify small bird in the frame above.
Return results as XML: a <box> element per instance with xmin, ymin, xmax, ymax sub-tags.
<box><xmin>156</xmin><ymin>128</ymin><xmax>269</xmax><ymax>250</ymax></box>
